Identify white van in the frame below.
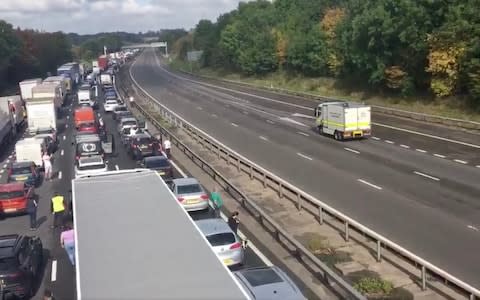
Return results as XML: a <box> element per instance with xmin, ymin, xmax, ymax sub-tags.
<box><xmin>15</xmin><ymin>138</ymin><xmax>46</xmax><ymax>167</ymax></box>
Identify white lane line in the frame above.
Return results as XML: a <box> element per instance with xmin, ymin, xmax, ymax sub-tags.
<box><xmin>58</xmin><ymin>171</ymin><xmax>62</xmax><ymax>179</ymax></box>
<box><xmin>5</xmin><ymin>159</ymin><xmax>9</xmax><ymax>163</ymax></box>
<box><xmin>357</xmin><ymin>179</ymin><xmax>383</xmax><ymax>190</ymax></box>
<box><xmin>477</xmin><ymin>165</ymin><xmax>480</xmax><ymax>168</ymax></box>
<box><xmin>197</xmin><ymin>106</ymin><xmax>203</xmax><ymax>110</ymax></box>
<box><xmin>454</xmin><ymin>159</ymin><xmax>468</xmax><ymax>165</ymax></box>
<box><xmin>0</xmin><ymin>170</ymin><xmax>4</xmax><ymax>174</ymax></box>
<box><xmin>296</xmin><ymin>153</ymin><xmax>313</xmax><ymax>161</ymax></box>
<box><xmin>66</xmin><ymin>124</ymin><xmax>69</xmax><ymax>128</ymax></box>
<box><xmin>344</xmin><ymin>147</ymin><xmax>360</xmax><ymax>154</ymax></box>
<box><xmin>434</xmin><ymin>154</ymin><xmax>446</xmax><ymax>158</ymax></box>
<box><xmin>259</xmin><ymin>136</ymin><xmax>268</xmax><ymax>141</ymax></box>
<box><xmin>371</xmin><ymin>136</ymin><xmax>381</xmax><ymax>141</ymax></box>
<box><xmin>212</xmin><ymin>114</ymin><xmax>218</xmax><ymax>118</ymax></box>
<box><xmin>63</xmin><ymin>135</ymin><xmax>66</xmax><ymax>140</ymax></box>
<box><xmin>2</xmin><ymin>164</ymin><xmax>6</xmax><ymax>168</ymax></box>
<box><xmin>467</xmin><ymin>225</ymin><xmax>479</xmax><ymax>232</ymax></box>
<box><xmin>8</xmin><ymin>155</ymin><xmax>13</xmax><ymax>159</ymax></box>
<box><xmin>231</xmin><ymin>123</ymin><xmax>239</xmax><ymax>127</ymax></box>
<box><xmin>115</xmin><ymin>164</ymin><xmax>120</xmax><ymax>171</ymax></box>
<box><xmin>297</xmin><ymin>131</ymin><xmax>310</xmax><ymax>137</ymax></box>
<box><xmin>60</xmin><ymin>150</ymin><xmax>64</xmax><ymax>156</ymax></box>
<box><xmin>243</xmin><ymin>111</ymin><xmax>249</xmax><ymax>115</ymax></box>
<box><xmin>416</xmin><ymin>149</ymin><xmax>427</xmax><ymax>153</ymax></box>
<box><xmin>67</xmin><ymin>115</ymin><xmax>70</xmax><ymax>119</ymax></box>
<box><xmin>51</xmin><ymin>260</ymin><xmax>57</xmax><ymax>282</ymax></box>
<box><xmin>385</xmin><ymin>140</ymin><xmax>394</xmax><ymax>144</ymax></box>
<box><xmin>414</xmin><ymin>171</ymin><xmax>440</xmax><ymax>181</ymax></box>
<box><xmin>266</xmin><ymin>119</ymin><xmax>275</xmax><ymax>124</ymax></box>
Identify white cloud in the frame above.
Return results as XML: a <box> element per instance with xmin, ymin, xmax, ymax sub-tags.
<box><xmin>0</xmin><ymin>0</ymin><xmax>243</xmax><ymax>33</ymax></box>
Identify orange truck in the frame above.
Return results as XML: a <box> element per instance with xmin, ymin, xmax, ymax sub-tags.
<box><xmin>74</xmin><ymin>107</ymin><xmax>95</xmax><ymax>129</ymax></box>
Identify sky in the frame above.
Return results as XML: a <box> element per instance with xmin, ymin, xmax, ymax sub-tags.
<box><xmin>0</xmin><ymin>0</ymin><xmax>244</xmax><ymax>34</ymax></box>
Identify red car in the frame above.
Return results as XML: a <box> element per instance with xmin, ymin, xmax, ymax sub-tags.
<box><xmin>0</xmin><ymin>182</ymin><xmax>34</xmax><ymax>215</ymax></box>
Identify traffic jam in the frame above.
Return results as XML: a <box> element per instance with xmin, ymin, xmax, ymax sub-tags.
<box><xmin>0</xmin><ymin>52</ymin><xmax>306</xmax><ymax>299</ymax></box>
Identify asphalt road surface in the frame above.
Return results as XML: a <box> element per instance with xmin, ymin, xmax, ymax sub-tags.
<box><xmin>129</xmin><ymin>48</ymin><xmax>480</xmax><ymax>288</ymax></box>
<box><xmin>0</xmin><ymin>84</ymin><xmax>268</xmax><ymax>299</ymax></box>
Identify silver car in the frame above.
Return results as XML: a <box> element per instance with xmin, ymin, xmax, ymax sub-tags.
<box><xmin>170</xmin><ymin>178</ymin><xmax>209</xmax><ymax>211</ymax></box>
<box><xmin>233</xmin><ymin>266</ymin><xmax>306</xmax><ymax>300</ymax></box>
<box><xmin>74</xmin><ymin>155</ymin><xmax>108</xmax><ymax>178</ymax></box>
<box><xmin>104</xmin><ymin>99</ymin><xmax>119</xmax><ymax>112</ymax></box>
<box><xmin>195</xmin><ymin>219</ymin><xmax>245</xmax><ymax>267</ymax></box>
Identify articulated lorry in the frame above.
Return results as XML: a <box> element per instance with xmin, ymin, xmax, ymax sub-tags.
<box><xmin>25</xmin><ymin>97</ymin><xmax>57</xmax><ymax>134</ymax></box>
<box><xmin>0</xmin><ymin>95</ymin><xmax>25</xmax><ymax>132</ymax></box>
<box><xmin>98</xmin><ymin>55</ymin><xmax>108</xmax><ymax>71</ymax></box>
<box><xmin>315</xmin><ymin>102</ymin><xmax>371</xmax><ymax>140</ymax></box>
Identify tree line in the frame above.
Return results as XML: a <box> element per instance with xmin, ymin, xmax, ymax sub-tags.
<box><xmin>174</xmin><ymin>0</ymin><xmax>480</xmax><ymax>108</ymax></box>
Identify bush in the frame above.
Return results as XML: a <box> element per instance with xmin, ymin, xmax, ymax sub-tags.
<box><xmin>354</xmin><ymin>277</ymin><xmax>394</xmax><ymax>296</ymax></box>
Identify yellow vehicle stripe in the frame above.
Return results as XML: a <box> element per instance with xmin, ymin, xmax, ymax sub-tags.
<box><xmin>318</xmin><ymin>119</ymin><xmax>370</xmax><ymax>128</ymax></box>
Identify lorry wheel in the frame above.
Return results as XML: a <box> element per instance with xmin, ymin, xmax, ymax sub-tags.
<box><xmin>334</xmin><ymin>131</ymin><xmax>339</xmax><ymax>140</ymax></box>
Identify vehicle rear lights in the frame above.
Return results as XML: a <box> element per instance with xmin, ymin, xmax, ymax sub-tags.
<box><xmin>200</xmin><ymin>194</ymin><xmax>209</xmax><ymax>200</ymax></box>
<box><xmin>177</xmin><ymin>197</ymin><xmax>184</xmax><ymax>202</ymax></box>
<box><xmin>230</xmin><ymin>242</ymin><xmax>242</xmax><ymax>250</ymax></box>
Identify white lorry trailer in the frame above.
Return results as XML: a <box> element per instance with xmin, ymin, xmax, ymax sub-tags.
<box><xmin>19</xmin><ymin>78</ymin><xmax>42</xmax><ymax>101</ymax></box>
<box><xmin>15</xmin><ymin>138</ymin><xmax>45</xmax><ymax>167</ymax></box>
<box><xmin>43</xmin><ymin>76</ymin><xmax>67</xmax><ymax>104</ymax></box>
<box><xmin>25</xmin><ymin>98</ymin><xmax>57</xmax><ymax>134</ymax></box>
<box><xmin>0</xmin><ymin>112</ymin><xmax>13</xmax><ymax>149</ymax></box>
<box><xmin>0</xmin><ymin>95</ymin><xmax>25</xmax><ymax>131</ymax></box>
<box><xmin>100</xmin><ymin>73</ymin><xmax>112</xmax><ymax>86</ymax></box>
<box><xmin>315</xmin><ymin>102</ymin><xmax>371</xmax><ymax>140</ymax></box>
<box><xmin>32</xmin><ymin>83</ymin><xmax>62</xmax><ymax>111</ymax></box>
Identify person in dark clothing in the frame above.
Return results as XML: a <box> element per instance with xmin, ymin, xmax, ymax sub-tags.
<box><xmin>26</xmin><ymin>196</ymin><xmax>38</xmax><ymax>230</ymax></box>
<box><xmin>228</xmin><ymin>211</ymin><xmax>240</xmax><ymax>234</ymax></box>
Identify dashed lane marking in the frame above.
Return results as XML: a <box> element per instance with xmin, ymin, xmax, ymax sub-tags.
<box><xmin>60</xmin><ymin>150</ymin><xmax>64</xmax><ymax>156</ymax></box>
<box><xmin>297</xmin><ymin>153</ymin><xmax>313</xmax><ymax>161</ymax></box>
<box><xmin>434</xmin><ymin>154</ymin><xmax>446</xmax><ymax>159</ymax></box>
<box><xmin>243</xmin><ymin>111</ymin><xmax>249</xmax><ymax>115</ymax></box>
<box><xmin>385</xmin><ymin>140</ymin><xmax>394</xmax><ymax>144</ymax></box>
<box><xmin>259</xmin><ymin>136</ymin><xmax>268</xmax><ymax>141</ymax></box>
<box><xmin>400</xmin><ymin>144</ymin><xmax>410</xmax><ymax>149</ymax></box>
<box><xmin>357</xmin><ymin>179</ymin><xmax>383</xmax><ymax>190</ymax></box>
<box><xmin>197</xmin><ymin>106</ymin><xmax>203</xmax><ymax>110</ymax></box>
<box><xmin>2</xmin><ymin>164</ymin><xmax>6</xmax><ymax>168</ymax></box>
<box><xmin>371</xmin><ymin>136</ymin><xmax>381</xmax><ymax>141</ymax></box>
<box><xmin>212</xmin><ymin>114</ymin><xmax>218</xmax><ymax>118</ymax></box>
<box><xmin>414</xmin><ymin>171</ymin><xmax>440</xmax><ymax>181</ymax></box>
<box><xmin>476</xmin><ymin>165</ymin><xmax>480</xmax><ymax>168</ymax></box>
<box><xmin>416</xmin><ymin>149</ymin><xmax>427</xmax><ymax>153</ymax></box>
<box><xmin>0</xmin><ymin>170</ymin><xmax>4</xmax><ymax>174</ymax></box>
<box><xmin>58</xmin><ymin>171</ymin><xmax>62</xmax><ymax>179</ymax></box>
<box><xmin>344</xmin><ymin>147</ymin><xmax>360</xmax><ymax>154</ymax></box>
<box><xmin>454</xmin><ymin>159</ymin><xmax>468</xmax><ymax>165</ymax></box>
<box><xmin>297</xmin><ymin>131</ymin><xmax>310</xmax><ymax>137</ymax></box>
<box><xmin>266</xmin><ymin>119</ymin><xmax>275</xmax><ymax>124</ymax></box>
<box><xmin>51</xmin><ymin>260</ymin><xmax>57</xmax><ymax>282</ymax></box>
<box><xmin>467</xmin><ymin>225</ymin><xmax>479</xmax><ymax>232</ymax></box>
<box><xmin>115</xmin><ymin>165</ymin><xmax>119</xmax><ymax>171</ymax></box>
<box><xmin>231</xmin><ymin>123</ymin><xmax>239</xmax><ymax>127</ymax></box>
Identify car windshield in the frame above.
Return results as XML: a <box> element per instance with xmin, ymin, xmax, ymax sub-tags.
<box><xmin>206</xmin><ymin>233</ymin><xmax>236</xmax><ymax>247</ymax></box>
<box><xmin>0</xmin><ymin>191</ymin><xmax>24</xmax><ymax>200</ymax></box>
<box><xmin>242</xmin><ymin>269</ymin><xmax>284</xmax><ymax>287</ymax></box>
<box><xmin>177</xmin><ymin>184</ymin><xmax>202</xmax><ymax>194</ymax></box>
<box><xmin>115</xmin><ymin>106</ymin><xmax>127</xmax><ymax>112</ymax></box>
<box><xmin>122</xmin><ymin>120</ymin><xmax>137</xmax><ymax>126</ymax></box>
<box><xmin>12</xmin><ymin>166</ymin><xmax>32</xmax><ymax>175</ymax></box>
<box><xmin>145</xmin><ymin>158</ymin><xmax>169</xmax><ymax>168</ymax></box>
<box><xmin>0</xmin><ymin>257</ymin><xmax>17</xmax><ymax>271</ymax></box>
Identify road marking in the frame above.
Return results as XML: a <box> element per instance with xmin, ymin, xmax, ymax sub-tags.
<box><xmin>231</xmin><ymin>122</ymin><xmax>239</xmax><ymax>127</ymax></box>
<box><xmin>297</xmin><ymin>131</ymin><xmax>310</xmax><ymax>137</ymax></box>
<box><xmin>58</xmin><ymin>171</ymin><xmax>62</xmax><ymax>179</ymax></box>
<box><xmin>454</xmin><ymin>159</ymin><xmax>468</xmax><ymax>165</ymax></box>
<box><xmin>67</xmin><ymin>115</ymin><xmax>70</xmax><ymax>119</ymax></box>
<box><xmin>5</xmin><ymin>159</ymin><xmax>9</xmax><ymax>163</ymax></box>
<box><xmin>2</xmin><ymin>164</ymin><xmax>6</xmax><ymax>168</ymax></box>
<box><xmin>467</xmin><ymin>225</ymin><xmax>479</xmax><ymax>232</ymax></box>
<box><xmin>357</xmin><ymin>179</ymin><xmax>383</xmax><ymax>190</ymax></box>
<box><xmin>0</xmin><ymin>170</ymin><xmax>4</xmax><ymax>174</ymax></box>
<box><xmin>297</xmin><ymin>153</ymin><xmax>313</xmax><ymax>161</ymax></box>
<box><xmin>66</xmin><ymin>124</ymin><xmax>69</xmax><ymax>128</ymax></box>
<box><xmin>115</xmin><ymin>164</ymin><xmax>119</xmax><ymax>171</ymax></box>
<box><xmin>266</xmin><ymin>119</ymin><xmax>275</xmax><ymax>124</ymax></box>
<box><xmin>292</xmin><ymin>113</ymin><xmax>315</xmax><ymax>119</ymax></box>
<box><xmin>344</xmin><ymin>147</ymin><xmax>360</xmax><ymax>154</ymax></box>
<box><xmin>385</xmin><ymin>140</ymin><xmax>394</xmax><ymax>144</ymax></box>
<box><xmin>60</xmin><ymin>150</ymin><xmax>64</xmax><ymax>156</ymax></box>
<box><xmin>51</xmin><ymin>260</ymin><xmax>57</xmax><ymax>282</ymax></box>
<box><xmin>259</xmin><ymin>136</ymin><xmax>268</xmax><ymax>141</ymax></box>
<box><xmin>197</xmin><ymin>106</ymin><xmax>203</xmax><ymax>110</ymax></box>
<box><xmin>477</xmin><ymin>165</ymin><xmax>480</xmax><ymax>168</ymax></box>
<box><xmin>212</xmin><ymin>114</ymin><xmax>218</xmax><ymax>118</ymax></box>
<box><xmin>8</xmin><ymin>155</ymin><xmax>12</xmax><ymax>159</ymax></box>
<box><xmin>434</xmin><ymin>154</ymin><xmax>446</xmax><ymax>158</ymax></box>
<box><xmin>63</xmin><ymin>135</ymin><xmax>66</xmax><ymax>140</ymax></box>
<box><xmin>243</xmin><ymin>111</ymin><xmax>249</xmax><ymax>115</ymax></box>
<box><xmin>414</xmin><ymin>171</ymin><xmax>440</xmax><ymax>181</ymax></box>
<box><xmin>279</xmin><ymin>117</ymin><xmax>308</xmax><ymax>127</ymax></box>
<box><xmin>371</xmin><ymin>136</ymin><xmax>381</xmax><ymax>141</ymax></box>
<box><xmin>416</xmin><ymin>149</ymin><xmax>427</xmax><ymax>153</ymax></box>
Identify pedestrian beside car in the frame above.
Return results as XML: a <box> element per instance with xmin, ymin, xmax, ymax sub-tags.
<box><xmin>228</xmin><ymin>211</ymin><xmax>240</xmax><ymax>234</ymax></box>
<box><xmin>26</xmin><ymin>195</ymin><xmax>38</xmax><ymax>231</ymax></box>
<box><xmin>210</xmin><ymin>186</ymin><xmax>223</xmax><ymax>218</ymax></box>
<box><xmin>42</xmin><ymin>151</ymin><xmax>53</xmax><ymax>181</ymax></box>
<box><xmin>51</xmin><ymin>192</ymin><xmax>66</xmax><ymax>229</ymax></box>
<box><xmin>60</xmin><ymin>222</ymin><xmax>76</xmax><ymax>266</ymax></box>
<box><xmin>163</xmin><ymin>138</ymin><xmax>171</xmax><ymax>158</ymax></box>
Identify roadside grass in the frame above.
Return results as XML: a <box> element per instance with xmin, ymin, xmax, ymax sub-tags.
<box><xmin>168</xmin><ymin>60</ymin><xmax>480</xmax><ymax>122</ymax></box>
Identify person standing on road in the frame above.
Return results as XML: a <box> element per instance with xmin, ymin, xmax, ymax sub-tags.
<box><xmin>210</xmin><ymin>187</ymin><xmax>223</xmax><ymax>218</ymax></box>
<box><xmin>51</xmin><ymin>192</ymin><xmax>66</xmax><ymax>229</ymax></box>
<box><xmin>60</xmin><ymin>223</ymin><xmax>76</xmax><ymax>266</ymax></box>
<box><xmin>163</xmin><ymin>138</ymin><xmax>171</xmax><ymax>158</ymax></box>
<box><xmin>26</xmin><ymin>195</ymin><xmax>38</xmax><ymax>231</ymax></box>
<box><xmin>228</xmin><ymin>211</ymin><xmax>240</xmax><ymax>234</ymax></box>
<box><xmin>42</xmin><ymin>152</ymin><xmax>53</xmax><ymax>181</ymax></box>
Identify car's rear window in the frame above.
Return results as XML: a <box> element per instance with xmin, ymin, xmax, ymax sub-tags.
<box><xmin>0</xmin><ymin>191</ymin><xmax>24</xmax><ymax>200</ymax></box>
<box><xmin>115</xmin><ymin>106</ymin><xmax>127</xmax><ymax>112</ymax></box>
<box><xmin>106</xmin><ymin>100</ymin><xmax>118</xmax><ymax>104</ymax></box>
<box><xmin>177</xmin><ymin>184</ymin><xmax>202</xmax><ymax>194</ymax></box>
<box><xmin>79</xmin><ymin>122</ymin><xmax>95</xmax><ymax>128</ymax></box>
<box><xmin>145</xmin><ymin>158</ymin><xmax>169</xmax><ymax>168</ymax></box>
<box><xmin>0</xmin><ymin>257</ymin><xmax>17</xmax><ymax>271</ymax></box>
<box><xmin>242</xmin><ymin>269</ymin><xmax>284</xmax><ymax>287</ymax></box>
<box><xmin>206</xmin><ymin>233</ymin><xmax>236</xmax><ymax>247</ymax></box>
<box><xmin>122</xmin><ymin>120</ymin><xmax>137</xmax><ymax>126</ymax></box>
<box><xmin>133</xmin><ymin>137</ymin><xmax>151</xmax><ymax>145</ymax></box>
<box><xmin>12</xmin><ymin>166</ymin><xmax>31</xmax><ymax>175</ymax></box>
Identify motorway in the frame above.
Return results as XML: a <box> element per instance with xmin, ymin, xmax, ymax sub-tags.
<box><xmin>0</xmin><ymin>83</ymin><xmax>269</xmax><ymax>299</ymax></box>
<box><xmin>129</xmin><ymin>48</ymin><xmax>480</xmax><ymax>288</ymax></box>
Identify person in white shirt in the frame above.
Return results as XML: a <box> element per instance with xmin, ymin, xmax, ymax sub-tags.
<box><xmin>163</xmin><ymin>139</ymin><xmax>171</xmax><ymax>158</ymax></box>
<box><xmin>42</xmin><ymin>152</ymin><xmax>53</xmax><ymax>181</ymax></box>
<box><xmin>128</xmin><ymin>126</ymin><xmax>138</xmax><ymax>136</ymax></box>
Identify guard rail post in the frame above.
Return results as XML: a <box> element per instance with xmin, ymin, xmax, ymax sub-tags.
<box><xmin>318</xmin><ymin>206</ymin><xmax>324</xmax><ymax>225</ymax></box>
<box><xmin>249</xmin><ymin>165</ymin><xmax>253</xmax><ymax>179</ymax></box>
<box><xmin>262</xmin><ymin>173</ymin><xmax>267</xmax><ymax>188</ymax></box>
<box><xmin>217</xmin><ymin>146</ymin><xmax>221</xmax><ymax>159</ymax></box>
<box><xmin>278</xmin><ymin>183</ymin><xmax>283</xmax><ymax>198</ymax></box>
<box><xmin>376</xmin><ymin>241</ymin><xmax>382</xmax><ymax>262</ymax></box>
<box><xmin>296</xmin><ymin>193</ymin><xmax>302</xmax><ymax>210</ymax></box>
<box><xmin>345</xmin><ymin>222</ymin><xmax>350</xmax><ymax>241</ymax></box>
<box><xmin>237</xmin><ymin>157</ymin><xmax>240</xmax><ymax>171</ymax></box>
<box><xmin>422</xmin><ymin>266</ymin><xmax>427</xmax><ymax>291</ymax></box>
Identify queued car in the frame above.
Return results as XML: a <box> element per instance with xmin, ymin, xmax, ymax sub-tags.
<box><xmin>75</xmin><ymin>155</ymin><xmax>108</xmax><ymax>178</ymax></box>
<box><xmin>170</xmin><ymin>178</ymin><xmax>209</xmax><ymax>212</ymax></box>
<box><xmin>114</xmin><ymin>111</ymin><xmax>134</xmax><ymax>123</ymax></box>
<box><xmin>0</xmin><ymin>234</ymin><xmax>43</xmax><ymax>299</ymax></box>
<box><xmin>195</xmin><ymin>219</ymin><xmax>245</xmax><ymax>267</ymax></box>
<box><xmin>7</xmin><ymin>161</ymin><xmax>40</xmax><ymax>187</ymax></box>
<box><xmin>126</xmin><ymin>133</ymin><xmax>161</xmax><ymax>160</ymax></box>
<box><xmin>139</xmin><ymin>156</ymin><xmax>173</xmax><ymax>179</ymax></box>
<box><xmin>74</xmin><ymin>133</ymin><xmax>104</xmax><ymax>161</ymax></box>
<box><xmin>117</xmin><ymin>117</ymin><xmax>138</xmax><ymax>134</ymax></box>
<box><xmin>233</xmin><ymin>266</ymin><xmax>306</xmax><ymax>300</ymax></box>
<box><xmin>0</xmin><ymin>183</ymin><xmax>34</xmax><ymax>215</ymax></box>
<box><xmin>112</xmin><ymin>105</ymin><xmax>128</xmax><ymax>120</ymax></box>
<box><xmin>104</xmin><ymin>99</ymin><xmax>119</xmax><ymax>112</ymax></box>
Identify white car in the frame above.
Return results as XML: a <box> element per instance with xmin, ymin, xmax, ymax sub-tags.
<box><xmin>75</xmin><ymin>155</ymin><xmax>108</xmax><ymax>178</ymax></box>
<box><xmin>104</xmin><ymin>99</ymin><xmax>119</xmax><ymax>112</ymax></box>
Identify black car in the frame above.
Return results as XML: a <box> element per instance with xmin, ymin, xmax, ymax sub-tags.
<box><xmin>0</xmin><ymin>234</ymin><xmax>43</xmax><ymax>299</ymax></box>
<box><xmin>112</xmin><ymin>105</ymin><xmax>128</xmax><ymax>120</ymax></box>
<box><xmin>114</xmin><ymin>111</ymin><xmax>134</xmax><ymax>123</ymax></box>
<box><xmin>139</xmin><ymin>156</ymin><xmax>173</xmax><ymax>179</ymax></box>
<box><xmin>127</xmin><ymin>133</ymin><xmax>161</xmax><ymax>160</ymax></box>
